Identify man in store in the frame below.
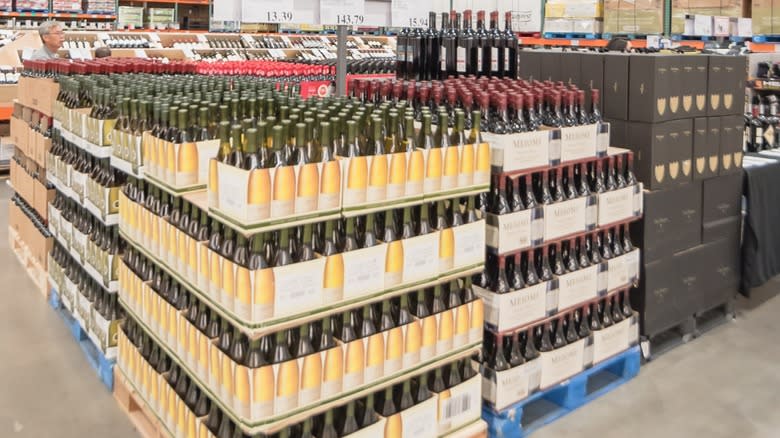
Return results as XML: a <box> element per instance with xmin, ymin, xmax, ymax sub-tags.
<box><xmin>31</xmin><ymin>21</ymin><xmax>64</xmax><ymax>60</ymax></box>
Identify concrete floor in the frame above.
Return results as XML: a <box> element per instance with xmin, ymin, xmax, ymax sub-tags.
<box><xmin>1</xmin><ymin>180</ymin><xmax>779</xmax><ymax>438</ymax></box>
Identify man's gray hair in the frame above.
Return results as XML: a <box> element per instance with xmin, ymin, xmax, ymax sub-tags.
<box><xmin>38</xmin><ymin>21</ymin><xmax>61</xmax><ymax>39</ymax></box>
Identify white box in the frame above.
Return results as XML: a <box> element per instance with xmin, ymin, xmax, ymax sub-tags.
<box><xmin>712</xmin><ymin>16</ymin><xmax>731</xmax><ymax>37</ymax></box>
<box><xmin>685</xmin><ymin>15</ymin><xmax>713</xmax><ymax>36</ymax></box>
<box><xmin>730</xmin><ymin>17</ymin><xmax>752</xmax><ymax>37</ymax></box>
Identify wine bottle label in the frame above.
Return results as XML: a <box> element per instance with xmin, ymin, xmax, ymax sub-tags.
<box><xmin>402</xmin><ymin>319</ymin><xmax>422</xmax><ymax>369</ymax></box>
<box><xmin>208</xmin><ymin>247</ymin><xmax>221</xmax><ymax>297</ymax></box>
<box><xmin>491</xmin><ymin>48</ymin><xmax>499</xmax><ymax>72</ymax></box>
<box><xmin>597</xmin><ymin>186</ymin><xmax>636</xmax><ymax>226</ymax></box>
<box><xmin>342</xmin><ymin>244</ymin><xmax>386</xmax><ymax>300</ymax></box>
<box><xmin>484</xmin><ymin>131</ymin><xmax>551</xmax><ymax>173</ymax></box>
<box><xmin>435</xmin><ymin>309</ymin><xmax>454</xmax><ymax>356</ymax></box>
<box><xmin>482</xmin><ymin>360</ymin><xmax>541</xmax><ymax>411</ymax></box>
<box><xmin>557</xmin><ymin>265</ymin><xmax>599</xmax><ymax>311</ymax></box>
<box><xmin>364</xmin><ymin>332</ymin><xmax>384</xmax><ymax>383</ymax></box>
<box><xmin>298</xmin><ymin>352</ymin><xmax>323</xmax><ymax>408</ymax></box>
<box><xmin>402</xmin><ymin>232</ymin><xmax>440</xmax><ymax>283</ymax></box>
<box><xmin>344</xmin><ymin>156</ymin><xmax>369</xmax><ymax>207</ymax></box>
<box><xmin>221</xmin><ymin>259</ymin><xmax>236</xmax><ymax>311</ymax></box>
<box><xmin>383</xmin><ymin>325</ymin><xmax>404</xmax><ymax>376</ymax></box>
<box><xmin>343</xmin><ymin>337</ymin><xmax>365</xmax><ymax>389</ymax></box>
<box><xmin>367</xmin><ymin>155</ymin><xmax>389</xmax><ymax>203</ymax></box>
<box><xmin>406</xmin><ymin>150</ymin><xmax>425</xmax><ymax>197</ymax></box>
<box><xmin>71</xmin><ymin>170</ymin><xmax>86</xmax><ymax>201</ymax></box>
<box><xmin>441</xmin><ymin>146</ymin><xmax>459</xmax><ymax>191</ymax></box>
<box><xmin>273</xmin><ymin>257</ymin><xmax>326</xmax><ymax>318</ymax></box>
<box><xmin>452</xmin><ymin>220</ymin><xmax>485</xmax><ymax>270</ymax></box>
<box><xmin>439</xmin><ymin>229</ymin><xmax>455</xmax><ymax>273</ymax></box>
<box><xmin>469</xmin><ymin>299</ymin><xmax>484</xmax><ymax>344</ymax></box>
<box><xmin>543</xmin><ymin>197</ymin><xmax>587</xmax><ymax>241</ymax></box>
<box><xmin>420</xmin><ymin>314</ymin><xmax>438</xmax><ymax>362</ymax></box>
<box><xmin>592</xmin><ymin>316</ymin><xmax>631</xmax><ymax>364</ymax></box>
<box><xmin>437</xmin><ymin>374</ymin><xmax>481</xmax><ymax>435</ymax></box>
<box><xmin>545</xmin><ymin>281</ymin><xmax>560</xmax><ymax>316</ymax></box>
<box><xmin>220</xmin><ymin>349</ymin><xmax>235</xmax><ymax>406</ymax></box>
<box><xmin>625</xmin><ymin>249</ymin><xmax>640</xmax><ymax>285</ymax></box>
<box><xmin>197</xmin><ymin>243</ymin><xmax>210</xmax><ymax>292</ymax></box>
<box><xmin>235</xmin><ymin>266</ymin><xmax>252</xmax><ymax>320</ymax></box>
<box><xmin>424</xmin><ymin>149</ymin><xmax>444</xmax><ymax>195</ymax></box>
<box><xmin>539</xmin><ymin>338</ymin><xmax>585</xmax><ymax>389</ymax></box>
<box><xmin>208</xmin><ymin>342</ymin><xmax>221</xmax><ymax>390</ymax></box>
<box><xmin>457</xmin><ymin>48</ymin><xmax>467</xmax><ymax>73</ymax></box>
<box><xmin>322</xmin><ymin>345</ymin><xmax>343</xmax><ymax>399</ymax></box>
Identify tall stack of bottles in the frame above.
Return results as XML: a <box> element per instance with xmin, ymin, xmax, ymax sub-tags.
<box><xmin>45</xmin><ymin>58</ymin><xmax>490</xmax><ymax>438</ymax></box>
<box><xmin>518</xmin><ymin>49</ymin><xmax>745</xmax><ymax>350</ymax></box>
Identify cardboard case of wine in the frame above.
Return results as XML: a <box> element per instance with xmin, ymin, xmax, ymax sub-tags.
<box><xmin>485</xmin><ymin>123</ymin><xmax>609</xmax><ymax>174</ymax></box>
<box><xmin>208</xmin><ymin>158</ymin><xmax>342</xmax><ymax>227</ymax></box>
<box><xmin>146</xmin><ymin>137</ymin><xmax>220</xmax><ymax>192</ymax></box>
<box><xmin>339</xmin><ymin>144</ymin><xmax>491</xmax><ymax>210</ymax></box>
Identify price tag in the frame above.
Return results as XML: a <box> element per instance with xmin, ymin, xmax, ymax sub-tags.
<box><xmin>242</xmin><ymin>0</ymin><xmax>295</xmax><ymax>23</ymax></box>
<box><xmin>320</xmin><ymin>0</ymin><xmax>365</xmax><ymax>26</ymax></box>
<box><xmin>391</xmin><ymin>0</ymin><xmax>431</xmax><ymax>28</ymax></box>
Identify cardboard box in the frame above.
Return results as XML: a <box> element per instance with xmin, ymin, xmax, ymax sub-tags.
<box><xmin>702</xmin><ymin>214</ymin><xmax>741</xmax><ymax>243</ymax></box>
<box><xmin>695</xmin><ymin>236</ymin><xmax>740</xmax><ymax>311</ymax></box>
<box><xmin>510</xmin><ymin>0</ymin><xmax>544</xmax><ymax>33</ymax></box>
<box><xmin>628</xmin><ymin>55</ymin><xmax>679</xmax><ymax>122</ymax></box>
<box><xmin>560</xmin><ymin>52</ymin><xmax>581</xmax><ymax>87</ymax></box>
<box><xmin>631</xmin><ymin>181</ymin><xmax>703</xmax><ymax>263</ymax></box>
<box><xmin>730</xmin><ymin>17</ymin><xmax>752</xmax><ymax>36</ymax></box>
<box><xmin>518</xmin><ymin>50</ymin><xmax>542</xmax><ymax>80</ymax></box>
<box><xmin>540</xmin><ymin>51</ymin><xmax>563</xmax><ymax>82</ymax></box>
<box><xmin>626</xmin><ymin>119</ymin><xmax>693</xmax><ymax>190</ymax></box>
<box><xmin>685</xmin><ymin>14</ymin><xmax>714</xmax><ymax>36</ymax></box>
<box><xmin>701</xmin><ymin>172</ymin><xmax>743</xmax><ymax>224</ymax></box>
<box><xmin>707</xmin><ymin>55</ymin><xmax>746</xmax><ymax>117</ymax></box>
<box><xmin>752</xmin><ymin>0</ymin><xmax>773</xmax><ymax>34</ymax></box>
<box><xmin>7</xmin><ymin>200</ymin><xmax>53</xmax><ymax>268</ymax></box>
<box><xmin>681</xmin><ymin>54</ymin><xmax>709</xmax><ymax>118</ymax></box>
<box><xmin>579</xmin><ymin>52</ymin><xmax>605</xmax><ymax>109</ymax></box>
<box><xmin>633</xmin><ymin>249</ymin><xmax>696</xmax><ymax>337</ymax></box>
<box><xmin>0</xmin><ymin>84</ymin><xmax>17</xmax><ymax>105</ymax></box>
<box><xmin>18</xmin><ymin>77</ymin><xmax>57</xmax><ymax>117</ymax></box>
<box><xmin>719</xmin><ymin>115</ymin><xmax>744</xmax><ymax>174</ymax></box>
<box><xmin>604</xmin><ymin>53</ymin><xmax>630</xmax><ymax>121</ymax></box>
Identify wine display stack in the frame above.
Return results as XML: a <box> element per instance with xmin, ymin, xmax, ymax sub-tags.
<box><xmin>8</xmin><ymin>81</ymin><xmax>55</xmax><ymax>297</ymax></box>
<box><xmin>518</xmin><ymin>50</ymin><xmax>746</xmax><ymax>357</ymax></box>
<box><xmin>43</xmin><ymin>67</ymin><xmax>129</xmax><ymax>390</ymax></box>
<box><xmin>460</xmin><ymin>77</ymin><xmax>643</xmax><ymax>437</ymax></box>
<box><xmin>65</xmin><ymin>64</ymin><xmax>493</xmax><ymax>438</ymax></box>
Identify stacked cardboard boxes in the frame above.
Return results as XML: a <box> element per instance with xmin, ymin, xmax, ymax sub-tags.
<box><xmin>517</xmin><ymin>50</ymin><xmax>745</xmax><ymax>346</ymax></box>
<box><xmin>544</xmin><ymin>0</ymin><xmax>604</xmax><ymax>34</ymax></box>
<box><xmin>671</xmin><ymin>0</ymin><xmax>748</xmax><ymax>35</ymax></box>
<box><xmin>8</xmin><ymin>77</ymin><xmax>55</xmax><ymax>293</ymax></box>
<box><xmin>603</xmin><ymin>0</ymin><xmax>664</xmax><ymax>34</ymax></box>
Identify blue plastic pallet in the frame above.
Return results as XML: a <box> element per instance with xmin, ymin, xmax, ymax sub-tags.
<box><xmin>751</xmin><ymin>35</ymin><xmax>780</xmax><ymax>43</ymax></box>
<box><xmin>543</xmin><ymin>32</ymin><xmax>600</xmax><ymax>40</ymax></box>
<box><xmin>670</xmin><ymin>34</ymin><xmax>746</xmax><ymax>43</ymax></box>
<box><xmin>48</xmin><ymin>288</ymin><xmax>115</xmax><ymax>391</ymax></box>
<box><xmin>483</xmin><ymin>346</ymin><xmax>640</xmax><ymax>438</ymax></box>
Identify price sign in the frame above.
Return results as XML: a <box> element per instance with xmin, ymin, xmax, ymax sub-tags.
<box><xmin>391</xmin><ymin>0</ymin><xmax>431</xmax><ymax>28</ymax></box>
<box><xmin>320</xmin><ymin>0</ymin><xmax>365</xmax><ymax>26</ymax></box>
<box><xmin>242</xmin><ymin>0</ymin><xmax>296</xmax><ymax>23</ymax></box>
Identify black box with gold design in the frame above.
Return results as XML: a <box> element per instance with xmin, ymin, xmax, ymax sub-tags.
<box><xmin>692</xmin><ymin>118</ymin><xmax>719</xmax><ymax>180</ymax></box>
<box><xmin>604</xmin><ymin>53</ymin><xmax>631</xmax><ymax>120</ymax></box>
<box><xmin>628</xmin><ymin>54</ymin><xmax>679</xmax><ymax>123</ymax></box>
<box><xmin>719</xmin><ymin>115</ymin><xmax>744</xmax><ymax>175</ymax></box>
<box><xmin>707</xmin><ymin>55</ymin><xmax>747</xmax><ymax>117</ymax></box>
<box><xmin>626</xmin><ymin>119</ymin><xmax>693</xmax><ymax>190</ymax></box>
<box><xmin>681</xmin><ymin>55</ymin><xmax>709</xmax><ymax>118</ymax></box>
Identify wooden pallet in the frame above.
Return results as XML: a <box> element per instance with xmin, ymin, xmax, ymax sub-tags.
<box><xmin>113</xmin><ymin>369</ymin><xmax>170</xmax><ymax>438</ymax></box>
<box><xmin>8</xmin><ymin>227</ymin><xmax>48</xmax><ymax>299</ymax></box>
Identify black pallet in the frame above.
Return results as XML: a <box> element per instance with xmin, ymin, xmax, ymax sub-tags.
<box><xmin>693</xmin><ymin>299</ymin><xmax>735</xmax><ymax>337</ymax></box>
<box><xmin>640</xmin><ymin>317</ymin><xmax>695</xmax><ymax>362</ymax></box>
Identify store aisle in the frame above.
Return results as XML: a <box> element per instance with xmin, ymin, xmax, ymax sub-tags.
<box><xmin>2</xmin><ymin>175</ymin><xmax>779</xmax><ymax>438</ymax></box>
<box><xmin>0</xmin><ymin>182</ymin><xmax>136</xmax><ymax>438</ymax></box>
